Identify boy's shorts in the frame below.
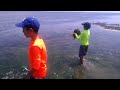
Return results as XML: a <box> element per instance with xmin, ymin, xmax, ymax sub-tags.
<box><xmin>79</xmin><ymin>45</ymin><xmax>88</xmax><ymax>57</ymax></box>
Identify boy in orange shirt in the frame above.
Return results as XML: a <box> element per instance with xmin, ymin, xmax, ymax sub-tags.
<box><xmin>15</xmin><ymin>17</ymin><xmax>47</xmax><ymax>79</ymax></box>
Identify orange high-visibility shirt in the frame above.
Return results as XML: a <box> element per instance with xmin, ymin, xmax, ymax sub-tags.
<box><xmin>28</xmin><ymin>37</ymin><xmax>47</xmax><ymax>78</ymax></box>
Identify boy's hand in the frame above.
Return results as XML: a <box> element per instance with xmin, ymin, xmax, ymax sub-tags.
<box><xmin>22</xmin><ymin>73</ymin><xmax>31</xmax><ymax>79</ymax></box>
<box><xmin>73</xmin><ymin>33</ymin><xmax>76</xmax><ymax>39</ymax></box>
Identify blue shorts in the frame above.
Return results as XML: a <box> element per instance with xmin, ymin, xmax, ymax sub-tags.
<box><xmin>30</xmin><ymin>76</ymin><xmax>45</xmax><ymax>79</ymax></box>
<box><xmin>30</xmin><ymin>76</ymin><xmax>35</xmax><ymax>79</ymax></box>
<box><xmin>79</xmin><ymin>45</ymin><xmax>88</xmax><ymax>57</ymax></box>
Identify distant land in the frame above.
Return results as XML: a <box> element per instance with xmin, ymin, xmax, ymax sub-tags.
<box><xmin>92</xmin><ymin>22</ymin><xmax>120</xmax><ymax>30</ymax></box>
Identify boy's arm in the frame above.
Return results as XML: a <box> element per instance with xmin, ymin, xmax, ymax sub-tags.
<box><xmin>23</xmin><ymin>68</ymin><xmax>36</xmax><ymax>79</ymax></box>
<box><xmin>23</xmin><ymin>46</ymin><xmax>41</xmax><ymax>79</ymax></box>
<box><xmin>74</xmin><ymin>33</ymin><xmax>80</xmax><ymax>40</ymax></box>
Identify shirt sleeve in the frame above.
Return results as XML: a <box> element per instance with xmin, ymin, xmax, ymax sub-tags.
<box><xmin>31</xmin><ymin>46</ymin><xmax>42</xmax><ymax>70</ymax></box>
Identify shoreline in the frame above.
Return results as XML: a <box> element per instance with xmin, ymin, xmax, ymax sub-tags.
<box><xmin>92</xmin><ymin>22</ymin><xmax>120</xmax><ymax>31</ymax></box>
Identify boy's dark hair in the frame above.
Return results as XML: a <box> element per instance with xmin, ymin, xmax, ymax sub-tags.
<box><xmin>25</xmin><ymin>26</ymin><xmax>38</xmax><ymax>33</ymax></box>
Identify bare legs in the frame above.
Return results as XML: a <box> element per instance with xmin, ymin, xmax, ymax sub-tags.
<box><xmin>80</xmin><ymin>56</ymin><xmax>83</xmax><ymax>65</ymax></box>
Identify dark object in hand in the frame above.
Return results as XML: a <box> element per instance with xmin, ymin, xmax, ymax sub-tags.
<box><xmin>73</xmin><ymin>33</ymin><xmax>76</xmax><ymax>38</ymax></box>
<box><xmin>73</xmin><ymin>28</ymin><xmax>81</xmax><ymax>38</ymax></box>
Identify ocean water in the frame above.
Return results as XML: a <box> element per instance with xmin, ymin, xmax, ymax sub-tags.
<box><xmin>0</xmin><ymin>11</ymin><xmax>120</xmax><ymax>79</ymax></box>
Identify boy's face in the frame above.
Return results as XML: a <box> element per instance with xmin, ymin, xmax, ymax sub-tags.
<box><xmin>22</xmin><ymin>27</ymin><xmax>32</xmax><ymax>38</ymax></box>
<box><xmin>83</xmin><ymin>26</ymin><xmax>88</xmax><ymax>30</ymax></box>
